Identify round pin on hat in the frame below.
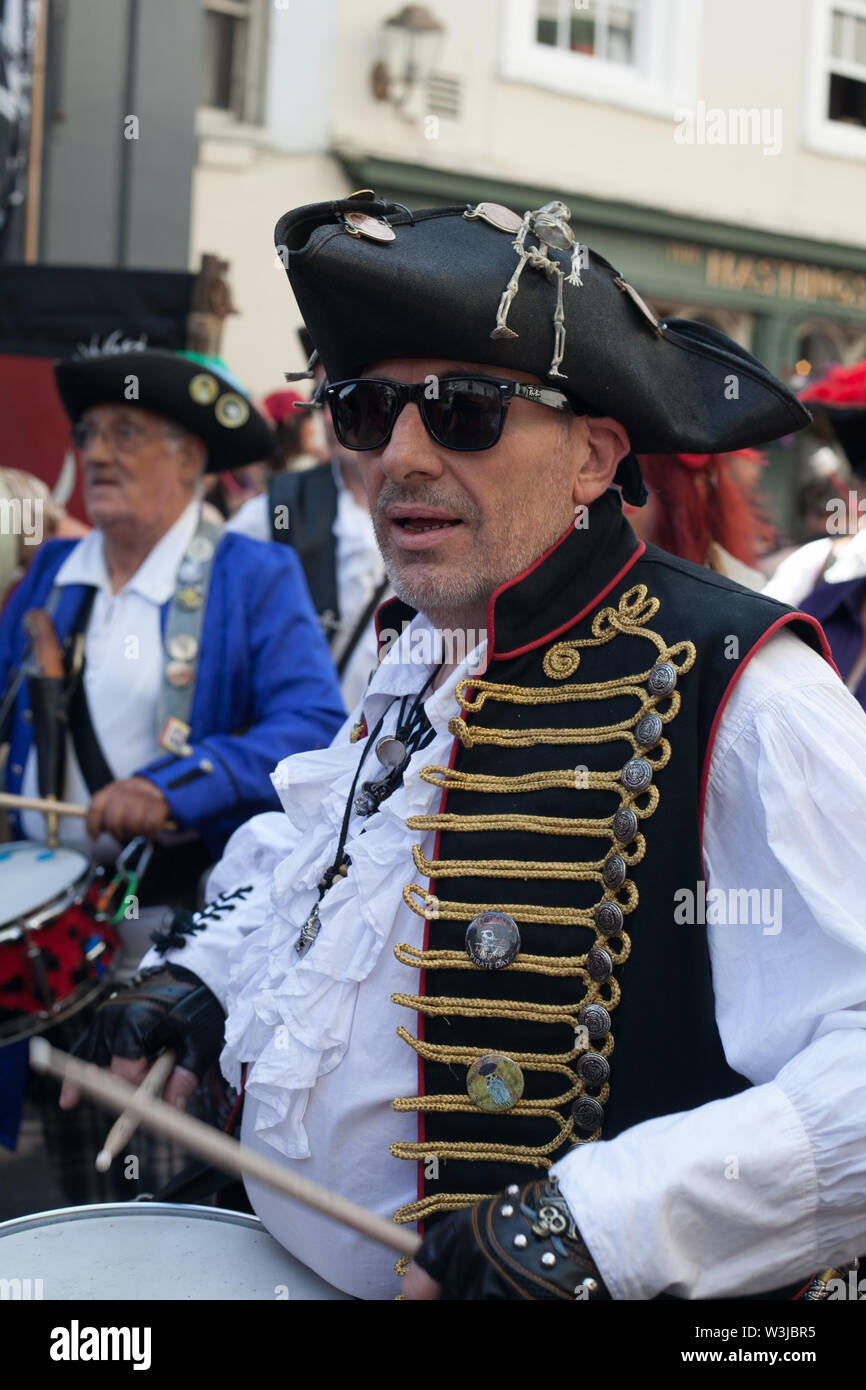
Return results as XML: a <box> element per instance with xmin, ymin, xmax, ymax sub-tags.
<box><xmin>189</xmin><ymin>373</ymin><xmax>219</xmax><ymax>405</ymax></box>
<box><xmin>215</xmin><ymin>393</ymin><xmax>250</xmax><ymax>429</ymax></box>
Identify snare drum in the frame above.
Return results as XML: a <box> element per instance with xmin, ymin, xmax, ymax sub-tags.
<box><xmin>0</xmin><ymin>1201</ymin><xmax>353</xmax><ymax>1299</ymax></box>
<box><xmin>0</xmin><ymin>840</ymin><xmax>118</xmax><ymax>1045</ymax></box>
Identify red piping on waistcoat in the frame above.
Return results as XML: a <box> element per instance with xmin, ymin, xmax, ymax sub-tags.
<box><xmin>416</xmin><ymin>706</ymin><xmax>464</xmax><ymax>1237</ymax></box>
<box><xmin>487</xmin><ymin>536</ymin><xmax>645</xmax><ymax>661</ymax></box>
<box><xmin>698</xmin><ymin>611</ymin><xmax>835</xmax><ymax>868</ymax></box>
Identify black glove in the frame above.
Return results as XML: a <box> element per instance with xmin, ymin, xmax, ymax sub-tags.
<box><xmin>414</xmin><ymin>1175</ymin><xmax>611</xmax><ymax>1301</ymax></box>
<box><xmin>70</xmin><ymin>963</ymin><xmax>225</xmax><ymax>1079</ymax></box>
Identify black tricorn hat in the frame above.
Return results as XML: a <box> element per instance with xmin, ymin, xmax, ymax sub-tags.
<box><xmin>275</xmin><ymin>196</ymin><xmax>810</xmax><ymax>457</ymax></box>
<box><xmin>54</xmin><ymin>348</ymin><xmax>275</xmax><ymax>473</ymax></box>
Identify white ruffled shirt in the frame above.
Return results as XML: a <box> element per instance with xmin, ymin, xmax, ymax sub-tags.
<box><xmin>140</xmin><ymin>618</ymin><xmax>866</xmax><ymax>1301</ymax></box>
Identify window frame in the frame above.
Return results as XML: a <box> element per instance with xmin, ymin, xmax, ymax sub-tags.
<box><xmin>803</xmin><ymin>0</ymin><xmax>866</xmax><ymax>160</ymax></box>
<box><xmin>199</xmin><ymin>0</ymin><xmax>269</xmax><ymax>127</ymax></box>
<box><xmin>499</xmin><ymin>0</ymin><xmax>701</xmax><ymax>118</ymax></box>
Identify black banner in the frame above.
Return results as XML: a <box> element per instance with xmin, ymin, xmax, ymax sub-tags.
<box><xmin>0</xmin><ymin>263</ymin><xmax>195</xmax><ymax>357</ymax></box>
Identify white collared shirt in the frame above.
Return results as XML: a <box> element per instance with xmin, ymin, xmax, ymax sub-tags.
<box><xmin>141</xmin><ymin>617</ymin><xmax>866</xmax><ymax>1300</ymax></box>
<box><xmin>21</xmin><ymin>498</ymin><xmax>201</xmax><ymax>854</ymax></box>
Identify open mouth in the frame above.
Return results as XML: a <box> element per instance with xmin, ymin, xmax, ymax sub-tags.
<box><xmin>393</xmin><ymin>516</ymin><xmax>461</xmax><ymax>533</ymax></box>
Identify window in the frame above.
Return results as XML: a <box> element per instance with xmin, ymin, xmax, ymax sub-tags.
<box><xmin>199</xmin><ymin>0</ymin><xmax>267</xmax><ymax>125</ymax></box>
<box><xmin>804</xmin><ymin>0</ymin><xmax>866</xmax><ymax>158</ymax></box>
<box><xmin>500</xmin><ymin>0</ymin><xmax>700</xmax><ymax>118</ymax></box>
<box><xmin>535</xmin><ymin>0</ymin><xmax>640</xmax><ymax>65</ymax></box>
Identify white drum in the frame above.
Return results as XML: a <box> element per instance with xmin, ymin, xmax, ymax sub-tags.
<box><xmin>0</xmin><ymin>1202</ymin><xmax>353</xmax><ymax>1300</ymax></box>
<box><xmin>0</xmin><ymin>840</ymin><xmax>92</xmax><ymax>929</ymax></box>
<box><xmin>0</xmin><ymin>839</ymin><xmax>113</xmax><ymax>1044</ymax></box>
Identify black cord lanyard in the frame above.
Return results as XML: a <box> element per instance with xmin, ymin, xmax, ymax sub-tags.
<box><xmin>295</xmin><ymin>663</ymin><xmax>443</xmax><ymax>954</ymax></box>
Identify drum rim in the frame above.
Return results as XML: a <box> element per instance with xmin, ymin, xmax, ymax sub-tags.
<box><xmin>0</xmin><ymin>841</ymin><xmax>94</xmax><ymax>936</ymax></box>
<box><xmin>0</xmin><ymin>1201</ymin><xmax>265</xmax><ymax>1236</ymax></box>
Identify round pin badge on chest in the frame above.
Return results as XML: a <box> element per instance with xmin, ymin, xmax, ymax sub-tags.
<box><xmin>177</xmin><ymin>586</ymin><xmax>205</xmax><ymax>611</ymax></box>
<box><xmin>466</xmin><ymin>1053</ymin><xmax>524</xmax><ymax>1113</ymax></box>
<box><xmin>187</xmin><ymin>536</ymin><xmax>215</xmax><ymax>563</ymax></box>
<box><xmin>166</xmin><ymin>660</ymin><xmax>195</xmax><ymax>689</ymax></box>
<box><xmin>465</xmin><ymin>911</ymin><xmax>520</xmax><ymax>969</ymax></box>
<box><xmin>167</xmin><ymin>633</ymin><xmax>199</xmax><ymax>662</ymax></box>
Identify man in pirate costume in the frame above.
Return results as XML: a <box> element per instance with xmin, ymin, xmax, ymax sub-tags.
<box><xmin>68</xmin><ymin>198</ymin><xmax>866</xmax><ymax>1299</ymax></box>
<box><xmin>1</xmin><ymin>347</ymin><xmax>343</xmax><ymax>1203</ymax></box>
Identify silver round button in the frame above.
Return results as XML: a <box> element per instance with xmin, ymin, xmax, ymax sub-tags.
<box><xmin>601</xmin><ymin>855</ymin><xmax>626</xmax><ymax>890</ymax></box>
<box><xmin>621</xmin><ymin>758</ymin><xmax>653</xmax><ymax>793</ymax></box>
<box><xmin>635</xmin><ymin>711</ymin><xmax>663</xmax><ymax>747</ymax></box>
<box><xmin>613</xmin><ymin>806</ymin><xmax>638</xmax><ymax>844</ymax></box>
<box><xmin>594</xmin><ymin>900</ymin><xmax>624</xmax><ymax>937</ymax></box>
<box><xmin>648</xmin><ymin>661</ymin><xmax>677</xmax><ymax>696</ymax></box>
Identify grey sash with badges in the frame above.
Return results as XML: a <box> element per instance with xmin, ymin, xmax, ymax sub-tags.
<box><xmin>156</xmin><ymin>514</ymin><xmax>223</xmax><ymax>756</ymax></box>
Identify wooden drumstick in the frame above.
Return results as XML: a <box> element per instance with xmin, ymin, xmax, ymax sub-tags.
<box><xmin>95</xmin><ymin>1048</ymin><xmax>178</xmax><ymax>1172</ymax></box>
<box><xmin>0</xmin><ymin>791</ymin><xmax>90</xmax><ymax>818</ymax></box>
<box><xmin>29</xmin><ymin>1038</ymin><xmax>421</xmax><ymax>1259</ymax></box>
<box><xmin>0</xmin><ymin>790</ymin><xmax>177</xmax><ymax>832</ymax></box>
<box><xmin>22</xmin><ymin>609</ymin><xmax>65</xmax><ymax>846</ymax></box>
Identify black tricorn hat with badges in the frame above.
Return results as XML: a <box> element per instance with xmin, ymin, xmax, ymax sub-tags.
<box><xmin>54</xmin><ymin>348</ymin><xmax>275</xmax><ymax>472</ymax></box>
<box><xmin>275</xmin><ymin>195</ymin><xmax>810</xmax><ymax>470</ymax></box>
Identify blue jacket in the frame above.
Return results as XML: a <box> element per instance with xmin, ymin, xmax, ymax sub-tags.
<box><xmin>0</xmin><ymin>532</ymin><xmax>345</xmax><ymax>857</ymax></box>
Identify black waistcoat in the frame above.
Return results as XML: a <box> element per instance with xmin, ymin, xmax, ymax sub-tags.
<box><xmin>267</xmin><ymin>465</ymin><xmax>339</xmax><ymax>631</ymax></box>
<box><xmin>383</xmin><ymin>491</ymin><xmax>828</xmax><ymax>1264</ymax></box>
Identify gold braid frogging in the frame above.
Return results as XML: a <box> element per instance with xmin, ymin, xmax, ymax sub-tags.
<box><xmin>390</xmin><ymin>585</ymin><xmax>696</xmax><ymax>1224</ymax></box>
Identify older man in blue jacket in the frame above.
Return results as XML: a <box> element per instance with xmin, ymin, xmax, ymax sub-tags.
<box><xmin>0</xmin><ymin>349</ymin><xmax>344</xmax><ymax>948</ymax></box>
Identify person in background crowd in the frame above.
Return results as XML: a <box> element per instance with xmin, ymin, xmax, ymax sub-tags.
<box><xmin>626</xmin><ymin>449</ymin><xmax>776</xmax><ymax>589</ymax></box>
<box><xmin>765</xmin><ymin>359</ymin><xmax>866</xmax><ymax>606</ymax></box>
<box><xmin>762</xmin><ymin>360</ymin><xmax>866</xmax><ymax>709</ymax></box>
<box><xmin>0</xmin><ymin>346</ymin><xmax>344</xmax><ymax>1205</ymax></box>
<box><xmin>0</xmin><ymin>468</ymin><xmax>89</xmax><ymax>606</ymax></box>
<box><xmin>228</xmin><ymin>330</ymin><xmax>389</xmax><ymax>710</ymax></box>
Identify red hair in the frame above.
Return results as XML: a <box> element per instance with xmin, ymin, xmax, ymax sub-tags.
<box><xmin>635</xmin><ymin>451</ymin><xmax>776</xmax><ymax>568</ymax></box>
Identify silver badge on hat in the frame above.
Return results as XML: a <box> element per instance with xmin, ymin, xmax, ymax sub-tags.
<box><xmin>487</xmin><ymin>201</ymin><xmax>586</xmax><ymax>380</ymax></box>
<box><xmin>343</xmin><ymin>211</ymin><xmax>396</xmax><ymax>243</ymax></box>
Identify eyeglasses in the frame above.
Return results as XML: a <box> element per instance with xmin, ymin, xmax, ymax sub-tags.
<box><xmin>323</xmin><ymin>376</ymin><xmax>574</xmax><ymax>453</ymax></box>
<box><xmin>71</xmin><ymin>419</ymin><xmax>180</xmax><ymax>454</ymax></box>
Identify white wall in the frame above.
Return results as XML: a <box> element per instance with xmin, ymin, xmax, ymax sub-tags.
<box><xmin>190</xmin><ymin>0</ymin><xmax>866</xmax><ymax>393</ymax></box>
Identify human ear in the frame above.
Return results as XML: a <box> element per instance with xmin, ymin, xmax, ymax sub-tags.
<box><xmin>572</xmin><ymin>417</ymin><xmax>631</xmax><ymax>508</ymax></box>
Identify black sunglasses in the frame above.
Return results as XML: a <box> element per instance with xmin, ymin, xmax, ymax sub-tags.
<box><xmin>323</xmin><ymin>375</ymin><xmax>574</xmax><ymax>452</ymax></box>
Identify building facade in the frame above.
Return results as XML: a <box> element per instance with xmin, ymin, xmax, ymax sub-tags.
<box><xmin>20</xmin><ymin>0</ymin><xmax>866</xmax><ymax>525</ymax></box>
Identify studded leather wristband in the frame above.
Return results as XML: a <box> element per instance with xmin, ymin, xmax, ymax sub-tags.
<box><xmin>414</xmin><ymin>1175</ymin><xmax>610</xmax><ymax>1301</ymax></box>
